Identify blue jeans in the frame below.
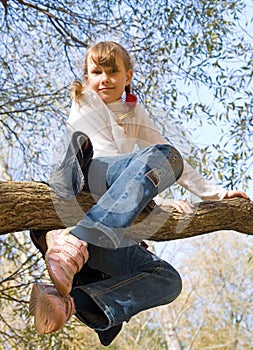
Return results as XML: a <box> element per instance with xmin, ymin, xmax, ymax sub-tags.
<box><xmin>73</xmin><ymin>243</ymin><xmax>182</xmax><ymax>330</ymax></box>
<box><xmin>70</xmin><ymin>143</ymin><xmax>183</xmax><ymax>248</ymax></box>
<box><xmin>50</xmin><ymin>134</ymin><xmax>183</xmax><ymax>329</ymax></box>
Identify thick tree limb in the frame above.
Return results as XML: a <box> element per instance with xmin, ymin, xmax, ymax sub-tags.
<box><xmin>1</xmin><ymin>181</ymin><xmax>253</xmax><ymax>241</ymax></box>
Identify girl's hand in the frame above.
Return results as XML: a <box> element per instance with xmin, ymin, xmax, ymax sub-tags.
<box><xmin>224</xmin><ymin>190</ymin><xmax>250</xmax><ymax>200</ymax></box>
<box><xmin>160</xmin><ymin>199</ymin><xmax>194</xmax><ymax>214</ymax></box>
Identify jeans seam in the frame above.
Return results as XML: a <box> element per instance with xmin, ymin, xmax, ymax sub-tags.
<box><xmin>83</xmin><ymin>260</ymin><xmax>165</xmax><ymax>297</ymax></box>
<box><xmin>75</xmin><ymin>288</ymin><xmax>116</xmax><ymax>328</ymax></box>
<box><xmin>85</xmin><ymin>272</ymin><xmax>147</xmax><ymax>297</ymax></box>
<box><xmin>92</xmin><ymin>295</ymin><xmax>115</xmax><ymax>327</ymax></box>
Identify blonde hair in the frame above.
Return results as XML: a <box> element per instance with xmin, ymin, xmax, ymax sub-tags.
<box><xmin>70</xmin><ymin>41</ymin><xmax>133</xmax><ymax>102</ymax></box>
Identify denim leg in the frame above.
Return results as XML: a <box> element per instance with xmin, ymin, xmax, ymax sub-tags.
<box><xmin>73</xmin><ymin>243</ymin><xmax>182</xmax><ymax>330</ymax></box>
<box><xmin>49</xmin><ymin>131</ymin><xmax>93</xmax><ymax>198</ymax></box>
<box><xmin>71</xmin><ymin>144</ymin><xmax>183</xmax><ymax>248</ymax></box>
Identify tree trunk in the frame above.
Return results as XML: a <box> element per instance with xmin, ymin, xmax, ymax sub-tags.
<box><xmin>1</xmin><ymin>181</ymin><xmax>253</xmax><ymax>241</ymax></box>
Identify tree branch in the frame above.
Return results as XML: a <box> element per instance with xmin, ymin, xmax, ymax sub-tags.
<box><xmin>1</xmin><ymin>181</ymin><xmax>252</xmax><ymax>241</ymax></box>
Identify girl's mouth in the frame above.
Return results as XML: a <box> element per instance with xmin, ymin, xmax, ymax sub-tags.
<box><xmin>99</xmin><ymin>87</ymin><xmax>113</xmax><ymax>91</ymax></box>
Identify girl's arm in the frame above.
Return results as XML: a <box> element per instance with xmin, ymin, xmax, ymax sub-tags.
<box><xmin>134</xmin><ymin>104</ymin><xmax>249</xmax><ymax>201</ymax></box>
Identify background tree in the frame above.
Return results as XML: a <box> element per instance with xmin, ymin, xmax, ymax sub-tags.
<box><xmin>152</xmin><ymin>232</ymin><xmax>253</xmax><ymax>349</ymax></box>
<box><xmin>0</xmin><ymin>0</ymin><xmax>252</xmax><ymax>348</ymax></box>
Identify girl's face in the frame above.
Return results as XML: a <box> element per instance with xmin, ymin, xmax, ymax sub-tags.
<box><xmin>85</xmin><ymin>54</ymin><xmax>133</xmax><ymax>104</ymax></box>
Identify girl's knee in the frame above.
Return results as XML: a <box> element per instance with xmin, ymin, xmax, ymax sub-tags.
<box><xmin>162</xmin><ymin>261</ymin><xmax>182</xmax><ymax>301</ymax></box>
<box><xmin>157</xmin><ymin>143</ymin><xmax>183</xmax><ymax>165</ymax></box>
<box><xmin>172</xmin><ymin>268</ymin><xmax>182</xmax><ymax>299</ymax></box>
<box><xmin>159</xmin><ymin>144</ymin><xmax>183</xmax><ymax>181</ymax></box>
<box><xmin>147</xmin><ymin>144</ymin><xmax>183</xmax><ymax>182</ymax></box>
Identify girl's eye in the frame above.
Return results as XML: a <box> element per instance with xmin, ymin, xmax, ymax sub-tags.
<box><xmin>90</xmin><ymin>67</ymin><xmax>119</xmax><ymax>75</ymax></box>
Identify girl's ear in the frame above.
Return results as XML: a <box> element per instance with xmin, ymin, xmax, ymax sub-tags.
<box><xmin>126</xmin><ymin>70</ymin><xmax>133</xmax><ymax>86</ymax></box>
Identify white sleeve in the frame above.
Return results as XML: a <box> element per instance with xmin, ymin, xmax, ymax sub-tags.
<box><xmin>135</xmin><ymin>104</ymin><xmax>227</xmax><ymax>201</ymax></box>
<box><xmin>178</xmin><ymin>160</ymin><xmax>227</xmax><ymax>200</ymax></box>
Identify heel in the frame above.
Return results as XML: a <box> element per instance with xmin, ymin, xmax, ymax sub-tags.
<box><xmin>29</xmin><ymin>283</ymin><xmax>40</xmax><ymax>316</ymax></box>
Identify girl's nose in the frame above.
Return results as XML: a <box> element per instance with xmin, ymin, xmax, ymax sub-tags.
<box><xmin>101</xmin><ymin>72</ymin><xmax>110</xmax><ymax>84</ymax></box>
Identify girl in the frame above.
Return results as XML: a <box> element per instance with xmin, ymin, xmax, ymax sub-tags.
<box><xmin>30</xmin><ymin>41</ymin><xmax>249</xmax><ymax>346</ymax></box>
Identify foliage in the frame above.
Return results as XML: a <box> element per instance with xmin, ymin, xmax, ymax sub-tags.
<box><xmin>1</xmin><ymin>0</ymin><xmax>252</xmax><ymax>187</ymax></box>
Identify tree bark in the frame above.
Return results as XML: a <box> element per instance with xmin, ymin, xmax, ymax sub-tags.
<box><xmin>1</xmin><ymin>181</ymin><xmax>253</xmax><ymax>241</ymax></box>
